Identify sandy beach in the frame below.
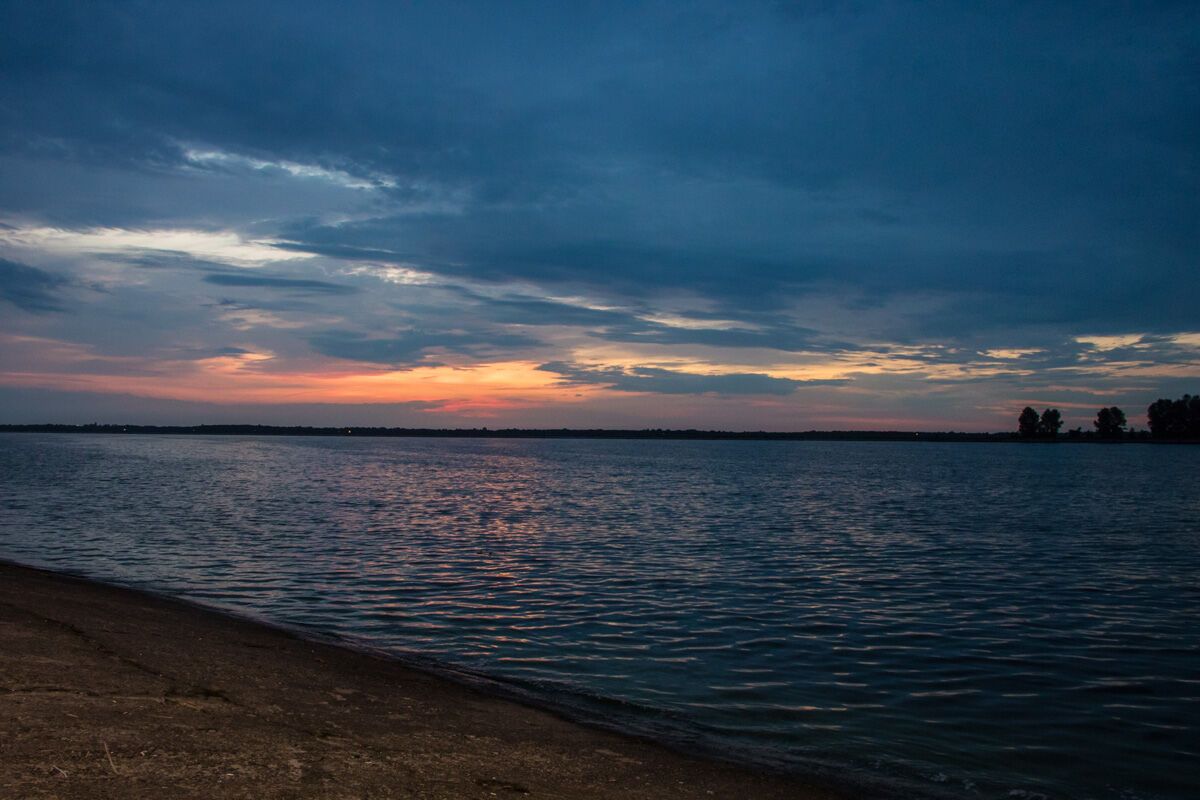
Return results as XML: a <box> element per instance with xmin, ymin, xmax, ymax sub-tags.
<box><xmin>0</xmin><ymin>561</ymin><xmax>847</xmax><ymax>799</ymax></box>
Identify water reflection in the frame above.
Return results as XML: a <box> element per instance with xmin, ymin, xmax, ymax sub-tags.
<box><xmin>1</xmin><ymin>434</ymin><xmax>1198</xmax><ymax>800</ymax></box>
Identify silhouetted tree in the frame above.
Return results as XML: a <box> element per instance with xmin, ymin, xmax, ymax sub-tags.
<box><xmin>1148</xmin><ymin>394</ymin><xmax>1200</xmax><ymax>439</ymax></box>
<box><xmin>1018</xmin><ymin>407</ymin><xmax>1040</xmax><ymax>438</ymax></box>
<box><xmin>1039</xmin><ymin>408</ymin><xmax>1063</xmax><ymax>438</ymax></box>
<box><xmin>1094</xmin><ymin>406</ymin><xmax>1126</xmax><ymax>439</ymax></box>
<box><xmin>1148</xmin><ymin>398</ymin><xmax>1173</xmax><ymax>437</ymax></box>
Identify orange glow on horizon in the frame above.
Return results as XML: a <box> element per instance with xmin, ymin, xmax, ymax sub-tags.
<box><xmin>0</xmin><ymin>334</ymin><xmax>595</xmax><ymax>414</ymax></box>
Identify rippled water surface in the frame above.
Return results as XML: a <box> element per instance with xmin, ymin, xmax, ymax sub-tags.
<box><xmin>1</xmin><ymin>434</ymin><xmax>1198</xmax><ymax>798</ymax></box>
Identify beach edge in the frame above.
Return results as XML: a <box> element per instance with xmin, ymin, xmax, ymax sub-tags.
<box><xmin>0</xmin><ymin>559</ymin><xmax>859</xmax><ymax>799</ymax></box>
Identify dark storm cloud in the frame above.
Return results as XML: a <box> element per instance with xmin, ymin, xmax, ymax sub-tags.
<box><xmin>2</xmin><ymin>1</ymin><xmax>1194</xmax><ymax>337</ymax></box>
<box><xmin>202</xmin><ymin>273</ymin><xmax>359</xmax><ymax>295</ymax></box>
<box><xmin>537</xmin><ymin>362</ymin><xmax>831</xmax><ymax>396</ymax></box>
<box><xmin>0</xmin><ymin>258</ymin><xmax>66</xmax><ymax>312</ymax></box>
<box><xmin>274</xmin><ymin>218</ymin><xmax>831</xmax><ymax>312</ymax></box>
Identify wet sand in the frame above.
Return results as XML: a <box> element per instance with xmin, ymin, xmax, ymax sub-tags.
<box><xmin>0</xmin><ymin>561</ymin><xmax>849</xmax><ymax>799</ymax></box>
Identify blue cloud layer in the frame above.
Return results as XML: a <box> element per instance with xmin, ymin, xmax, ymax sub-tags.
<box><xmin>0</xmin><ymin>258</ymin><xmax>65</xmax><ymax>313</ymax></box>
<box><xmin>0</xmin><ymin>1</ymin><xmax>1197</xmax><ymax>420</ymax></box>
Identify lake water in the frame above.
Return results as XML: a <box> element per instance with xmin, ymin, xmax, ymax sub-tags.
<box><xmin>1</xmin><ymin>433</ymin><xmax>1197</xmax><ymax>799</ymax></box>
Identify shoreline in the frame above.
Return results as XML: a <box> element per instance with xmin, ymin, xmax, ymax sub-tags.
<box><xmin>4</xmin><ymin>424</ymin><xmax>1188</xmax><ymax>443</ymax></box>
<box><xmin>0</xmin><ymin>560</ymin><xmax>855</xmax><ymax>799</ymax></box>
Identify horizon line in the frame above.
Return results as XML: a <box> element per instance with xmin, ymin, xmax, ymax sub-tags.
<box><xmin>0</xmin><ymin>422</ymin><xmax>1176</xmax><ymax>443</ymax></box>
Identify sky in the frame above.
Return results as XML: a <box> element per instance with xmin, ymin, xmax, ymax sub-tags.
<box><xmin>0</xmin><ymin>1</ymin><xmax>1196</xmax><ymax>430</ymax></box>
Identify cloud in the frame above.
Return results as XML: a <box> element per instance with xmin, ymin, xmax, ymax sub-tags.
<box><xmin>597</xmin><ymin>319</ymin><xmax>830</xmax><ymax>352</ymax></box>
<box><xmin>537</xmin><ymin>362</ymin><xmax>820</xmax><ymax>396</ymax></box>
<box><xmin>181</xmin><ymin>147</ymin><xmax>395</xmax><ymax>191</ymax></box>
<box><xmin>203</xmin><ymin>273</ymin><xmax>358</xmax><ymax>295</ymax></box>
<box><xmin>0</xmin><ymin>386</ymin><xmax>446</xmax><ymax>426</ymax></box>
<box><xmin>0</xmin><ymin>225</ymin><xmax>310</xmax><ymax>266</ymax></box>
<box><xmin>310</xmin><ymin>329</ymin><xmax>540</xmax><ymax>367</ymax></box>
<box><xmin>0</xmin><ymin>257</ymin><xmax>66</xmax><ymax>312</ymax></box>
<box><xmin>0</xmin><ymin>2</ymin><xmax>1196</xmax><ymax>427</ymax></box>
<box><xmin>459</xmin><ymin>291</ymin><xmax>847</xmax><ymax>352</ymax></box>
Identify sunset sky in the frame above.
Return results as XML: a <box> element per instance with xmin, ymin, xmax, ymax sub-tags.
<box><xmin>1</xmin><ymin>2</ymin><xmax>1196</xmax><ymax>430</ymax></box>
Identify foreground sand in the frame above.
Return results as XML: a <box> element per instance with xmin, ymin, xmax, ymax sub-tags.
<box><xmin>0</xmin><ymin>561</ymin><xmax>848</xmax><ymax>799</ymax></box>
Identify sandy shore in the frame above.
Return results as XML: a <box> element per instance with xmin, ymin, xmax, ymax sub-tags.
<box><xmin>0</xmin><ymin>561</ymin><xmax>849</xmax><ymax>799</ymax></box>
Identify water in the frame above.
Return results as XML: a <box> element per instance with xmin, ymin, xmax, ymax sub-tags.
<box><xmin>1</xmin><ymin>433</ymin><xmax>1197</xmax><ymax>799</ymax></box>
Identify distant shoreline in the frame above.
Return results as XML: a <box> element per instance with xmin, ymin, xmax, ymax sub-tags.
<box><xmin>1</xmin><ymin>423</ymin><xmax>1191</xmax><ymax>442</ymax></box>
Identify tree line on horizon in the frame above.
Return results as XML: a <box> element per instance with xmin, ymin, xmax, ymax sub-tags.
<box><xmin>1018</xmin><ymin>393</ymin><xmax>1200</xmax><ymax>441</ymax></box>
